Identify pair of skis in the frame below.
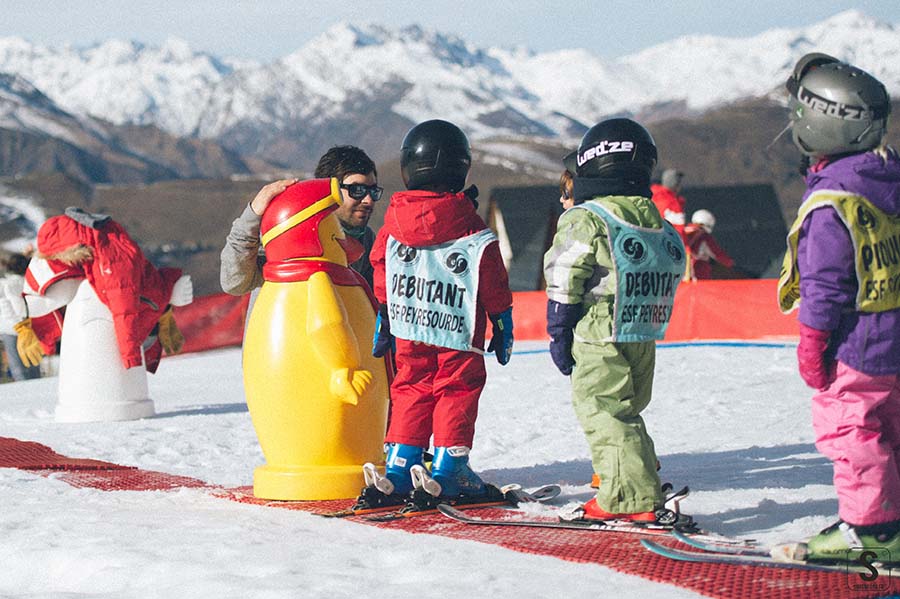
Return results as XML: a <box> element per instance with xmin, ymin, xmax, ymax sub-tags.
<box><xmin>641</xmin><ymin>530</ymin><xmax>900</xmax><ymax>574</ymax></box>
<box><xmin>438</xmin><ymin>501</ymin><xmax>899</xmax><ymax>575</ymax></box>
<box><xmin>368</xmin><ymin>482</ymin><xmax>562</xmax><ymax>522</ymax></box>
<box><xmin>319</xmin><ymin>482</ymin><xmax>561</xmax><ymax>520</ymax></box>
<box><xmin>436</xmin><ymin>485</ymin><xmax>705</xmax><ymax>536</ymax></box>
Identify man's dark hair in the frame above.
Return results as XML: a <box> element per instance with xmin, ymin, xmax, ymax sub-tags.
<box><xmin>314</xmin><ymin>146</ymin><xmax>377</xmax><ymax>182</ymax></box>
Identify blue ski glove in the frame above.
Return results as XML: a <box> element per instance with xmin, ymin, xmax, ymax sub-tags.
<box><xmin>547</xmin><ymin>300</ymin><xmax>582</xmax><ymax>376</ymax></box>
<box><xmin>372</xmin><ymin>303</ymin><xmax>394</xmax><ymax>358</ymax></box>
<box><xmin>487</xmin><ymin>308</ymin><xmax>514</xmax><ymax>365</ymax></box>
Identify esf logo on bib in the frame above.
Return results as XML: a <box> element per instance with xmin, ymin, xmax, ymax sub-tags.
<box><xmin>617</xmin><ymin>235</ymin><xmax>647</xmax><ymax>264</ymax></box>
<box><xmin>444</xmin><ymin>251</ymin><xmax>470</xmax><ymax>276</ymax></box>
<box><xmin>395</xmin><ymin>243</ymin><xmax>419</xmax><ymax>266</ymax></box>
<box><xmin>662</xmin><ymin>236</ymin><xmax>684</xmax><ymax>262</ymax></box>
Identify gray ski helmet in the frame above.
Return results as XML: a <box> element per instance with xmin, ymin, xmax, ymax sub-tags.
<box><xmin>574</xmin><ymin>118</ymin><xmax>657</xmax><ymax>182</ymax></box>
<box><xmin>400</xmin><ymin>119</ymin><xmax>471</xmax><ymax>192</ymax></box>
<box><xmin>786</xmin><ymin>53</ymin><xmax>891</xmax><ymax>157</ymax></box>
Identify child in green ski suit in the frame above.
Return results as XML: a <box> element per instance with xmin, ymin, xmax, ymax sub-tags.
<box><xmin>544</xmin><ymin>118</ymin><xmax>685</xmax><ymax>521</ymax></box>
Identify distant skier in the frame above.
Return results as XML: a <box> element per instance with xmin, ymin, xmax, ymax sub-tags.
<box><xmin>544</xmin><ymin>118</ymin><xmax>686</xmax><ymax>523</ymax></box>
<box><xmin>778</xmin><ymin>53</ymin><xmax>900</xmax><ymax>562</ymax></box>
<box><xmin>683</xmin><ymin>209</ymin><xmax>735</xmax><ymax>280</ymax></box>
<box><xmin>365</xmin><ymin>119</ymin><xmax>514</xmax><ymax>505</ymax></box>
<box><xmin>650</xmin><ymin>168</ymin><xmax>687</xmax><ymax>242</ymax></box>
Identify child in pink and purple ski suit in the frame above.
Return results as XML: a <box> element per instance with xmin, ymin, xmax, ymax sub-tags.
<box><xmin>778</xmin><ymin>52</ymin><xmax>900</xmax><ymax>561</ymax></box>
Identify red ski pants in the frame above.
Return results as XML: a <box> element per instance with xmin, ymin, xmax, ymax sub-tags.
<box><xmin>385</xmin><ymin>340</ymin><xmax>486</xmax><ymax>448</ymax></box>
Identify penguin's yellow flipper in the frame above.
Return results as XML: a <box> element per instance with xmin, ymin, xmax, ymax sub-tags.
<box><xmin>306</xmin><ymin>271</ymin><xmax>371</xmax><ymax>404</ymax></box>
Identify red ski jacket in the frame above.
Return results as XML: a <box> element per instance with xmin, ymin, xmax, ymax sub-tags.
<box><xmin>650</xmin><ymin>184</ymin><xmax>687</xmax><ymax>241</ymax></box>
<box><xmin>36</xmin><ymin>214</ymin><xmax>181</xmax><ymax>369</ymax></box>
<box><xmin>684</xmin><ymin>224</ymin><xmax>734</xmax><ymax>280</ymax></box>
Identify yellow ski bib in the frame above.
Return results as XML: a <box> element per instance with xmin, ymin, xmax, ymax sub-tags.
<box><xmin>778</xmin><ymin>190</ymin><xmax>900</xmax><ymax>314</ymax></box>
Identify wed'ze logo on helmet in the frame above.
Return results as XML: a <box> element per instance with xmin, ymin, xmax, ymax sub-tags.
<box><xmin>577</xmin><ymin>141</ymin><xmax>635</xmax><ymax>167</ymax></box>
<box><xmin>444</xmin><ymin>251</ymin><xmax>469</xmax><ymax>275</ymax></box>
<box><xmin>797</xmin><ymin>85</ymin><xmax>867</xmax><ymax>121</ymax></box>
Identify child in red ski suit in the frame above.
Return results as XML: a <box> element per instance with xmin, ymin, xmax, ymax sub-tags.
<box><xmin>684</xmin><ymin>210</ymin><xmax>734</xmax><ymax>280</ymax></box>
<box><xmin>368</xmin><ymin>119</ymin><xmax>513</xmax><ymax>502</ymax></box>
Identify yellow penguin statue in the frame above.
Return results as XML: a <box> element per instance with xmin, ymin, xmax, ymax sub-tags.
<box><xmin>243</xmin><ymin>178</ymin><xmax>390</xmax><ymax>500</ymax></box>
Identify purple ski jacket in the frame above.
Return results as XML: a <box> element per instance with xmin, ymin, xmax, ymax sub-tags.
<box><xmin>797</xmin><ymin>149</ymin><xmax>900</xmax><ymax>376</ymax></box>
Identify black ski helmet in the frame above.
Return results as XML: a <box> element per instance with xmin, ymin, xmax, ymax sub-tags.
<box><xmin>574</xmin><ymin>118</ymin><xmax>657</xmax><ymax>184</ymax></box>
<box><xmin>400</xmin><ymin>119</ymin><xmax>472</xmax><ymax>192</ymax></box>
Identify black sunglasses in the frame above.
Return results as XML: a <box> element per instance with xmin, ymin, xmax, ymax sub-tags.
<box><xmin>340</xmin><ymin>183</ymin><xmax>383</xmax><ymax>201</ymax></box>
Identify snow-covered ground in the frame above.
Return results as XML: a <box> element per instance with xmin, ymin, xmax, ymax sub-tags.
<box><xmin>1</xmin><ymin>340</ymin><xmax>835</xmax><ymax>598</ymax></box>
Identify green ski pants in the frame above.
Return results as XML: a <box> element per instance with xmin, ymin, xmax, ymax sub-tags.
<box><xmin>571</xmin><ymin>339</ymin><xmax>663</xmax><ymax>513</ymax></box>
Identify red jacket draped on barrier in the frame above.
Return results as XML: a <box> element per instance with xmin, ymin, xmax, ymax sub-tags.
<box><xmin>34</xmin><ymin>215</ymin><xmax>182</xmax><ymax>369</ymax></box>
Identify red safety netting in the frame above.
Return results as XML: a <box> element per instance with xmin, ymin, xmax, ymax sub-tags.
<box><xmin>170</xmin><ymin>281</ymin><xmax>797</xmax><ymax>357</ymax></box>
<box><xmin>172</xmin><ymin>292</ymin><xmax>249</xmax><ymax>354</ymax></box>
<box><xmin>512</xmin><ymin>280</ymin><xmax>798</xmax><ymax>342</ymax></box>
<box><xmin>2</xmin><ymin>436</ymin><xmax>891</xmax><ymax>599</ymax></box>
<box><xmin>663</xmin><ymin>279</ymin><xmax>798</xmax><ymax>341</ymax></box>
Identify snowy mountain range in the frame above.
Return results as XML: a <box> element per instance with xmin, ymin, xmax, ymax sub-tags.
<box><xmin>0</xmin><ymin>9</ymin><xmax>897</xmax><ymax>171</ymax></box>
<box><xmin>0</xmin><ymin>70</ymin><xmax>251</xmax><ymax>184</ymax></box>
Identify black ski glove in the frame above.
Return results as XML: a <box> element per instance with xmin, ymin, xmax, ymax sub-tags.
<box><xmin>487</xmin><ymin>307</ymin><xmax>513</xmax><ymax>365</ymax></box>
<box><xmin>547</xmin><ymin>300</ymin><xmax>582</xmax><ymax>376</ymax></box>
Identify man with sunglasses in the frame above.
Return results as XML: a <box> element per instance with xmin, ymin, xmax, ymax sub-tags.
<box><xmin>221</xmin><ymin>145</ymin><xmax>382</xmax><ymax>294</ymax></box>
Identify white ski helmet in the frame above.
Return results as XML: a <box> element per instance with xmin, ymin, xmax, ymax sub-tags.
<box><xmin>691</xmin><ymin>209</ymin><xmax>716</xmax><ymax>233</ymax></box>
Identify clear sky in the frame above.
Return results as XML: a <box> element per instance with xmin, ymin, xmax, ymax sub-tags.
<box><xmin>1</xmin><ymin>0</ymin><xmax>898</xmax><ymax>61</ymax></box>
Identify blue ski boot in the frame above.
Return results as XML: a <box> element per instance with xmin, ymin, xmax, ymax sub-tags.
<box><xmin>351</xmin><ymin>443</ymin><xmax>423</xmax><ymax>513</ymax></box>
<box><xmin>431</xmin><ymin>446</ymin><xmax>487</xmax><ymax>498</ymax></box>
<box><xmin>384</xmin><ymin>442</ymin><xmax>424</xmax><ymax>495</ymax></box>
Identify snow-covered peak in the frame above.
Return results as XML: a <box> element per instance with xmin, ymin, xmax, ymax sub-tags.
<box><xmin>0</xmin><ymin>35</ymin><xmax>239</xmax><ymax>134</ymax></box>
<box><xmin>275</xmin><ymin>21</ymin><xmax>523</xmax><ymax>138</ymax></box>
<box><xmin>0</xmin><ymin>70</ymin><xmax>108</xmax><ymax>149</ymax></box>
<box><xmin>817</xmin><ymin>9</ymin><xmax>893</xmax><ymax>31</ymax></box>
<box><xmin>618</xmin><ymin>11</ymin><xmax>899</xmax><ymax>111</ymax></box>
<box><xmin>294</xmin><ymin>21</ymin><xmax>500</xmax><ymax>72</ymax></box>
<box><xmin>159</xmin><ymin>37</ymin><xmax>195</xmax><ymax>62</ymax></box>
<box><xmin>83</xmin><ymin>38</ymin><xmax>144</xmax><ymax>65</ymax></box>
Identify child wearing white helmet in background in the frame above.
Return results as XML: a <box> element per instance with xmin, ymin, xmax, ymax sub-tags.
<box><xmin>683</xmin><ymin>209</ymin><xmax>735</xmax><ymax>280</ymax></box>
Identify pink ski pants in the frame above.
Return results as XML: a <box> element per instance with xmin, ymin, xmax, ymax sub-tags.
<box><xmin>812</xmin><ymin>361</ymin><xmax>900</xmax><ymax>526</ymax></box>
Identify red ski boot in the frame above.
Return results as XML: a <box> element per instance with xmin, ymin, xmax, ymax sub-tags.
<box><xmin>581</xmin><ymin>497</ymin><xmax>657</xmax><ymax>523</ymax></box>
